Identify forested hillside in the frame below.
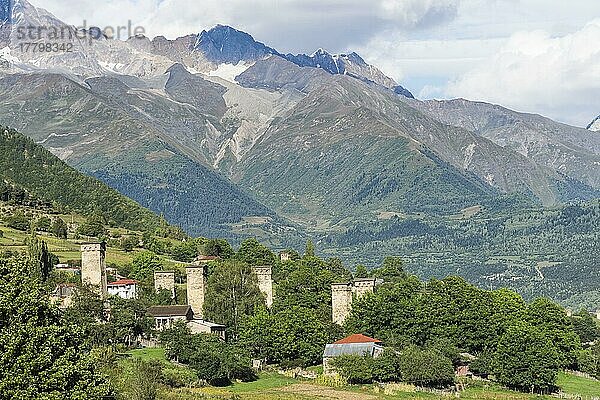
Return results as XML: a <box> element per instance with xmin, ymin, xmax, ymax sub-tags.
<box><xmin>0</xmin><ymin>126</ymin><xmax>162</xmax><ymax>231</ymax></box>
<box><xmin>323</xmin><ymin>200</ymin><xmax>600</xmax><ymax>309</ymax></box>
<box><xmin>76</xmin><ymin>140</ymin><xmax>280</xmax><ymax>239</ymax></box>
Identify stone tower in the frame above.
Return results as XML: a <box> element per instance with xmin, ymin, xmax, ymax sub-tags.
<box><xmin>154</xmin><ymin>271</ymin><xmax>176</xmax><ymax>299</ymax></box>
<box><xmin>352</xmin><ymin>278</ymin><xmax>376</xmax><ymax>297</ymax></box>
<box><xmin>331</xmin><ymin>282</ymin><xmax>353</xmax><ymax>325</ymax></box>
<box><xmin>331</xmin><ymin>279</ymin><xmax>378</xmax><ymax>325</ymax></box>
<box><xmin>252</xmin><ymin>266</ymin><xmax>273</xmax><ymax>307</ymax></box>
<box><xmin>186</xmin><ymin>265</ymin><xmax>207</xmax><ymax>318</ymax></box>
<box><xmin>81</xmin><ymin>243</ymin><xmax>107</xmax><ymax>296</ymax></box>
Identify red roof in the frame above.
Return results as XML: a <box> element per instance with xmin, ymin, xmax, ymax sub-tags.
<box><xmin>108</xmin><ymin>279</ymin><xmax>137</xmax><ymax>286</ymax></box>
<box><xmin>334</xmin><ymin>334</ymin><xmax>382</xmax><ymax>345</ymax></box>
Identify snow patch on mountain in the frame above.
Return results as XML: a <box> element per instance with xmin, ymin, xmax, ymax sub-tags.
<box><xmin>588</xmin><ymin>115</ymin><xmax>600</xmax><ymax>132</ymax></box>
<box><xmin>0</xmin><ymin>46</ymin><xmax>19</xmax><ymax>63</ymax></box>
<box><xmin>208</xmin><ymin>62</ymin><xmax>252</xmax><ymax>83</ymax></box>
<box><xmin>98</xmin><ymin>61</ymin><xmax>125</xmax><ymax>73</ymax></box>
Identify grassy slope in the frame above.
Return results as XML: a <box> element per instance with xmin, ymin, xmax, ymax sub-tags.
<box><xmin>557</xmin><ymin>372</ymin><xmax>600</xmax><ymax>397</ymax></box>
<box><xmin>0</xmin><ymin>219</ymin><xmax>185</xmax><ymax>269</ymax></box>
<box><xmin>124</xmin><ymin>349</ymin><xmax>597</xmax><ymax>400</ymax></box>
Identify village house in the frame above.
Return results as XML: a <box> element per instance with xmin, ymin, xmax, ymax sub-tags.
<box><xmin>147</xmin><ymin>305</ymin><xmax>194</xmax><ymax>331</ymax></box>
<box><xmin>147</xmin><ymin>305</ymin><xmax>226</xmax><ymax>340</ymax></box>
<box><xmin>54</xmin><ymin>263</ymin><xmax>80</xmax><ymax>274</ymax></box>
<box><xmin>323</xmin><ymin>334</ymin><xmax>384</xmax><ymax>374</ymax></box>
<box><xmin>107</xmin><ymin>278</ymin><xmax>139</xmax><ymax>299</ymax></box>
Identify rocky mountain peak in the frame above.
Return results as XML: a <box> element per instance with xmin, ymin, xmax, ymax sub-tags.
<box><xmin>187</xmin><ymin>24</ymin><xmax>411</xmax><ymax>96</ymax></box>
<box><xmin>194</xmin><ymin>24</ymin><xmax>279</xmax><ymax>64</ymax></box>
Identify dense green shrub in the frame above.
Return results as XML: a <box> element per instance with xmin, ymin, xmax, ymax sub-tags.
<box><xmin>4</xmin><ymin>211</ymin><xmax>30</xmax><ymax>231</ymax></box>
<box><xmin>577</xmin><ymin>344</ymin><xmax>600</xmax><ymax>379</ymax></box>
<box><xmin>77</xmin><ymin>214</ymin><xmax>108</xmax><ymax>237</ymax></box>
<box><xmin>160</xmin><ymin>323</ymin><xmax>256</xmax><ymax>386</ymax></box>
<box><xmin>493</xmin><ymin>322</ymin><xmax>560</xmax><ymax>393</ymax></box>
<box><xmin>372</xmin><ymin>349</ymin><xmax>402</xmax><ymax>382</ymax></box>
<box><xmin>329</xmin><ymin>355</ymin><xmax>374</xmax><ymax>384</ymax></box>
<box><xmin>398</xmin><ymin>347</ymin><xmax>454</xmax><ymax>387</ymax></box>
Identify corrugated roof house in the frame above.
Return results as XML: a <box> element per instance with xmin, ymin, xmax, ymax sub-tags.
<box><xmin>323</xmin><ymin>334</ymin><xmax>384</xmax><ymax>373</ymax></box>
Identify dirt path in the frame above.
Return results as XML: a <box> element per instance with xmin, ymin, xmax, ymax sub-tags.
<box><xmin>276</xmin><ymin>384</ymin><xmax>379</xmax><ymax>400</ymax></box>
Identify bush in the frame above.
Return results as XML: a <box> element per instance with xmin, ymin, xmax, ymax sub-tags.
<box><xmin>51</xmin><ymin>217</ymin><xmax>68</xmax><ymax>239</ymax></box>
<box><xmin>161</xmin><ymin>324</ymin><xmax>257</xmax><ymax>386</ymax></box>
<box><xmin>169</xmin><ymin>241</ymin><xmax>198</xmax><ymax>262</ymax></box>
<box><xmin>4</xmin><ymin>212</ymin><xmax>30</xmax><ymax>231</ymax></box>
<box><xmin>329</xmin><ymin>355</ymin><xmax>374</xmax><ymax>384</ymax></box>
<box><xmin>372</xmin><ymin>349</ymin><xmax>402</xmax><ymax>382</ymax></box>
<box><xmin>77</xmin><ymin>214</ymin><xmax>107</xmax><ymax>237</ymax></box>
<box><xmin>398</xmin><ymin>347</ymin><xmax>454</xmax><ymax>388</ymax></box>
<box><xmin>128</xmin><ymin>359</ymin><xmax>162</xmax><ymax>400</ymax></box>
<box><xmin>35</xmin><ymin>216</ymin><xmax>51</xmax><ymax>232</ymax></box>
<box><xmin>577</xmin><ymin>345</ymin><xmax>600</xmax><ymax>379</ymax></box>
<box><xmin>160</xmin><ymin>366</ymin><xmax>200</xmax><ymax>388</ymax></box>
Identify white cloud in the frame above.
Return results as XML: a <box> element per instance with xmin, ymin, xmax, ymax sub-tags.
<box><xmin>377</xmin><ymin>0</ymin><xmax>459</xmax><ymax>28</ymax></box>
<box><xmin>38</xmin><ymin>0</ymin><xmax>460</xmax><ymax>53</ymax></box>
<box><xmin>356</xmin><ymin>35</ymin><xmax>504</xmax><ymax>84</ymax></box>
<box><xmin>445</xmin><ymin>19</ymin><xmax>600</xmax><ymax>126</ymax></box>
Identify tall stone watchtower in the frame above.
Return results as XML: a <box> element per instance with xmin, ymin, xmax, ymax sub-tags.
<box><xmin>331</xmin><ymin>282</ymin><xmax>353</xmax><ymax>325</ymax></box>
<box><xmin>81</xmin><ymin>243</ymin><xmax>107</xmax><ymax>296</ymax></box>
<box><xmin>252</xmin><ymin>266</ymin><xmax>273</xmax><ymax>307</ymax></box>
<box><xmin>331</xmin><ymin>278</ymin><xmax>379</xmax><ymax>325</ymax></box>
<box><xmin>154</xmin><ymin>271</ymin><xmax>176</xmax><ymax>299</ymax></box>
<box><xmin>186</xmin><ymin>265</ymin><xmax>207</xmax><ymax>318</ymax></box>
<box><xmin>352</xmin><ymin>278</ymin><xmax>376</xmax><ymax>297</ymax></box>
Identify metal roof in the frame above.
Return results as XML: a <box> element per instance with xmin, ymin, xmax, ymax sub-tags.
<box><xmin>147</xmin><ymin>305</ymin><xmax>192</xmax><ymax>317</ymax></box>
<box><xmin>323</xmin><ymin>343</ymin><xmax>384</xmax><ymax>358</ymax></box>
<box><xmin>108</xmin><ymin>279</ymin><xmax>138</xmax><ymax>286</ymax></box>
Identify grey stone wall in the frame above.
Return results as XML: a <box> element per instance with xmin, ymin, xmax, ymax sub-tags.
<box><xmin>186</xmin><ymin>266</ymin><xmax>206</xmax><ymax>318</ymax></box>
<box><xmin>252</xmin><ymin>266</ymin><xmax>273</xmax><ymax>307</ymax></box>
<box><xmin>331</xmin><ymin>278</ymin><xmax>377</xmax><ymax>325</ymax></box>
<box><xmin>331</xmin><ymin>282</ymin><xmax>353</xmax><ymax>325</ymax></box>
<box><xmin>81</xmin><ymin>243</ymin><xmax>107</xmax><ymax>296</ymax></box>
<box><xmin>154</xmin><ymin>271</ymin><xmax>176</xmax><ymax>299</ymax></box>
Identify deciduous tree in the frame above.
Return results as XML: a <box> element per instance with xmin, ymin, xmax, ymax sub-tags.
<box><xmin>203</xmin><ymin>260</ymin><xmax>265</xmax><ymax>339</ymax></box>
<box><xmin>493</xmin><ymin>322</ymin><xmax>560</xmax><ymax>393</ymax></box>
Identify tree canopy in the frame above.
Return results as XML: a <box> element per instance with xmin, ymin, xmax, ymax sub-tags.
<box><xmin>203</xmin><ymin>260</ymin><xmax>265</xmax><ymax>339</ymax></box>
<box><xmin>0</xmin><ymin>255</ymin><xmax>113</xmax><ymax>398</ymax></box>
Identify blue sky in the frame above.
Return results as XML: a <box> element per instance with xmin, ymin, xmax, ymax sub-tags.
<box><xmin>41</xmin><ymin>0</ymin><xmax>600</xmax><ymax>127</ymax></box>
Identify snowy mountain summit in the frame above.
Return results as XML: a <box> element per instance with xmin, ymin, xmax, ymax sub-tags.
<box><xmin>193</xmin><ymin>25</ymin><xmax>413</xmax><ymax>96</ymax></box>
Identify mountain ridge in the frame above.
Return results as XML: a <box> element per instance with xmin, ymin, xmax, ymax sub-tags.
<box><xmin>588</xmin><ymin>115</ymin><xmax>600</xmax><ymax>131</ymax></box>
<box><xmin>0</xmin><ymin>0</ymin><xmax>597</xmax><ymax>242</ymax></box>
<box><xmin>0</xmin><ymin>125</ymin><xmax>162</xmax><ymax>231</ymax></box>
